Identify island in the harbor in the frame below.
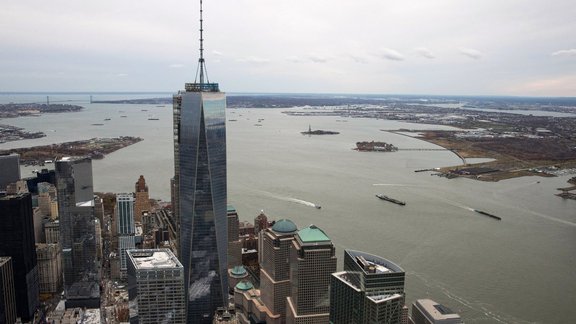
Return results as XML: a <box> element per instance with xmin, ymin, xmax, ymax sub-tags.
<box><xmin>0</xmin><ymin>136</ymin><xmax>143</xmax><ymax>166</ymax></box>
<box><xmin>0</xmin><ymin>103</ymin><xmax>83</xmax><ymax>118</ymax></box>
<box><xmin>301</xmin><ymin>125</ymin><xmax>339</xmax><ymax>135</ymax></box>
<box><xmin>0</xmin><ymin>103</ymin><xmax>84</xmax><ymax>144</ymax></box>
<box><xmin>355</xmin><ymin>141</ymin><xmax>398</xmax><ymax>152</ymax></box>
<box><xmin>0</xmin><ymin>124</ymin><xmax>46</xmax><ymax>144</ymax></box>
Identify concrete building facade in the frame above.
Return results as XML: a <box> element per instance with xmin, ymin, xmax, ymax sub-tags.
<box><xmin>0</xmin><ymin>257</ymin><xmax>17</xmax><ymax>324</ymax></box>
<box><xmin>258</xmin><ymin>219</ymin><xmax>299</xmax><ymax>323</ymax></box>
<box><xmin>126</xmin><ymin>249</ymin><xmax>185</xmax><ymax>324</ymax></box>
<box><xmin>411</xmin><ymin>299</ymin><xmax>462</xmax><ymax>324</ymax></box>
<box><xmin>286</xmin><ymin>225</ymin><xmax>336</xmax><ymax>324</ymax></box>
<box><xmin>36</xmin><ymin>243</ymin><xmax>62</xmax><ymax>294</ymax></box>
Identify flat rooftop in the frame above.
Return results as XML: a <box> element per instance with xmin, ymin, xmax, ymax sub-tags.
<box><xmin>128</xmin><ymin>249</ymin><xmax>182</xmax><ymax>269</ymax></box>
<box><xmin>415</xmin><ymin>299</ymin><xmax>462</xmax><ymax>321</ymax></box>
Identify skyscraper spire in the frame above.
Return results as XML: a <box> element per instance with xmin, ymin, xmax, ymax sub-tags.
<box><xmin>187</xmin><ymin>0</ymin><xmax>218</xmax><ymax>92</ymax></box>
<box><xmin>197</xmin><ymin>0</ymin><xmax>208</xmax><ymax>85</ymax></box>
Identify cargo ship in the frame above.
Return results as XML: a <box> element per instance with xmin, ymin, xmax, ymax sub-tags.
<box><xmin>473</xmin><ymin>209</ymin><xmax>501</xmax><ymax>221</ymax></box>
<box><xmin>375</xmin><ymin>194</ymin><xmax>406</xmax><ymax>206</ymax></box>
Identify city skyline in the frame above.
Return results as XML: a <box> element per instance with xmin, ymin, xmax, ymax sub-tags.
<box><xmin>1</xmin><ymin>0</ymin><xmax>575</xmax><ymax>96</ymax></box>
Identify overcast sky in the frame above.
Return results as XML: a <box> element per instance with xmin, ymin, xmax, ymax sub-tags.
<box><xmin>1</xmin><ymin>0</ymin><xmax>575</xmax><ymax>96</ymax></box>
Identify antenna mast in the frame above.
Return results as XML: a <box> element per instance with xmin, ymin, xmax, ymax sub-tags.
<box><xmin>198</xmin><ymin>0</ymin><xmax>206</xmax><ymax>85</ymax></box>
<box><xmin>187</xmin><ymin>0</ymin><xmax>218</xmax><ymax>92</ymax></box>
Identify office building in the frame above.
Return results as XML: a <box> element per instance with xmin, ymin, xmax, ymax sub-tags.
<box><xmin>0</xmin><ymin>193</ymin><xmax>40</xmax><ymax>322</ymax></box>
<box><xmin>44</xmin><ymin>220</ymin><xmax>60</xmax><ymax>244</ymax></box>
<box><xmin>330</xmin><ymin>250</ymin><xmax>406</xmax><ymax>324</ymax></box>
<box><xmin>36</xmin><ymin>243</ymin><xmax>62</xmax><ymax>294</ymax></box>
<box><xmin>56</xmin><ymin>157</ymin><xmax>100</xmax><ymax>308</ymax></box>
<box><xmin>126</xmin><ymin>249</ymin><xmax>185</xmax><ymax>324</ymax></box>
<box><xmin>227</xmin><ymin>206</ymin><xmax>243</xmax><ymax>268</ymax></box>
<box><xmin>411</xmin><ymin>299</ymin><xmax>462</xmax><ymax>324</ymax></box>
<box><xmin>286</xmin><ymin>225</ymin><xmax>336</xmax><ymax>324</ymax></box>
<box><xmin>0</xmin><ymin>153</ymin><xmax>20</xmax><ymax>190</ymax></box>
<box><xmin>253</xmin><ymin>211</ymin><xmax>269</xmax><ymax>235</ymax></box>
<box><xmin>174</xmin><ymin>2</ymin><xmax>228</xmax><ymax>320</ymax></box>
<box><xmin>37</xmin><ymin>182</ymin><xmax>58</xmax><ymax>218</ymax></box>
<box><xmin>116</xmin><ymin>193</ymin><xmax>136</xmax><ymax>280</ymax></box>
<box><xmin>134</xmin><ymin>175</ymin><xmax>151</xmax><ymax>223</ymax></box>
<box><xmin>258</xmin><ymin>219</ymin><xmax>299</xmax><ymax>323</ymax></box>
<box><xmin>0</xmin><ymin>257</ymin><xmax>17</xmax><ymax>324</ymax></box>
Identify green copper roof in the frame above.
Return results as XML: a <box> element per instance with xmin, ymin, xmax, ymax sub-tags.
<box><xmin>235</xmin><ymin>281</ymin><xmax>254</xmax><ymax>291</ymax></box>
<box><xmin>231</xmin><ymin>265</ymin><xmax>247</xmax><ymax>276</ymax></box>
<box><xmin>227</xmin><ymin>205</ymin><xmax>236</xmax><ymax>213</ymax></box>
<box><xmin>298</xmin><ymin>225</ymin><xmax>331</xmax><ymax>243</ymax></box>
<box><xmin>272</xmin><ymin>219</ymin><xmax>298</xmax><ymax>233</ymax></box>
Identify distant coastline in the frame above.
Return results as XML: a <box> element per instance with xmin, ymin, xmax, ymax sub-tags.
<box><xmin>0</xmin><ymin>136</ymin><xmax>143</xmax><ymax>166</ymax></box>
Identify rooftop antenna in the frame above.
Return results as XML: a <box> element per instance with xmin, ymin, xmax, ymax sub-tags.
<box><xmin>196</xmin><ymin>0</ymin><xmax>209</xmax><ymax>85</ymax></box>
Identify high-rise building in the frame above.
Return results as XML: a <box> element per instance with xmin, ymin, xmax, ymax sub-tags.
<box><xmin>253</xmin><ymin>211</ymin><xmax>269</xmax><ymax>235</ymax></box>
<box><xmin>174</xmin><ymin>1</ymin><xmax>228</xmax><ymax>321</ymax></box>
<box><xmin>258</xmin><ymin>219</ymin><xmax>299</xmax><ymax>323</ymax></box>
<box><xmin>0</xmin><ymin>193</ymin><xmax>40</xmax><ymax>322</ymax></box>
<box><xmin>227</xmin><ymin>206</ymin><xmax>242</xmax><ymax>268</ymax></box>
<box><xmin>44</xmin><ymin>220</ymin><xmax>60</xmax><ymax>244</ymax></box>
<box><xmin>330</xmin><ymin>250</ymin><xmax>406</xmax><ymax>324</ymax></box>
<box><xmin>55</xmin><ymin>157</ymin><xmax>100</xmax><ymax>308</ymax></box>
<box><xmin>38</xmin><ymin>182</ymin><xmax>58</xmax><ymax>218</ymax></box>
<box><xmin>36</xmin><ymin>243</ymin><xmax>62</xmax><ymax>294</ymax></box>
<box><xmin>410</xmin><ymin>299</ymin><xmax>462</xmax><ymax>324</ymax></box>
<box><xmin>286</xmin><ymin>225</ymin><xmax>336</xmax><ymax>324</ymax></box>
<box><xmin>0</xmin><ymin>153</ymin><xmax>20</xmax><ymax>190</ymax></box>
<box><xmin>126</xmin><ymin>249</ymin><xmax>186</xmax><ymax>324</ymax></box>
<box><xmin>134</xmin><ymin>175</ymin><xmax>151</xmax><ymax>223</ymax></box>
<box><xmin>116</xmin><ymin>193</ymin><xmax>136</xmax><ymax>280</ymax></box>
<box><xmin>0</xmin><ymin>257</ymin><xmax>17</xmax><ymax>324</ymax></box>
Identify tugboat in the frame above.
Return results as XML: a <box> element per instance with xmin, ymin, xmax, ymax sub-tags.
<box><xmin>473</xmin><ymin>209</ymin><xmax>501</xmax><ymax>221</ymax></box>
<box><xmin>376</xmin><ymin>194</ymin><xmax>406</xmax><ymax>206</ymax></box>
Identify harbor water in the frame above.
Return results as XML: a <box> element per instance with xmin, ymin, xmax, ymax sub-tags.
<box><xmin>1</xmin><ymin>94</ymin><xmax>575</xmax><ymax>323</ymax></box>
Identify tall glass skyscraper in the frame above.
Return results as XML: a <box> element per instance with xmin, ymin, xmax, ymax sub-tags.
<box><xmin>116</xmin><ymin>193</ymin><xmax>136</xmax><ymax>280</ymax></box>
<box><xmin>330</xmin><ymin>250</ymin><xmax>406</xmax><ymax>324</ymax></box>
<box><xmin>174</xmin><ymin>83</ymin><xmax>228</xmax><ymax>324</ymax></box>
<box><xmin>55</xmin><ymin>157</ymin><xmax>100</xmax><ymax>308</ymax></box>
<box><xmin>0</xmin><ymin>193</ymin><xmax>39</xmax><ymax>322</ymax></box>
<box><xmin>174</xmin><ymin>1</ymin><xmax>228</xmax><ymax>320</ymax></box>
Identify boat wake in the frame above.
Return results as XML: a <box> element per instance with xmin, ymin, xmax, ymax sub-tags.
<box><xmin>286</xmin><ymin>197</ymin><xmax>318</xmax><ymax>208</ymax></box>
<box><xmin>249</xmin><ymin>188</ymin><xmax>321</xmax><ymax>209</ymax></box>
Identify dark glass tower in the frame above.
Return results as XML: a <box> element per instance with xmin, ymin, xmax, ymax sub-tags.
<box><xmin>330</xmin><ymin>250</ymin><xmax>406</xmax><ymax>324</ymax></box>
<box><xmin>174</xmin><ymin>2</ymin><xmax>227</xmax><ymax>321</ymax></box>
<box><xmin>0</xmin><ymin>193</ymin><xmax>40</xmax><ymax>322</ymax></box>
<box><xmin>56</xmin><ymin>157</ymin><xmax>100</xmax><ymax>308</ymax></box>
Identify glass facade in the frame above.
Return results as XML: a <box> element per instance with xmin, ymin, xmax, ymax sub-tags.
<box><xmin>117</xmin><ymin>193</ymin><xmax>136</xmax><ymax>279</ymax></box>
<box><xmin>0</xmin><ymin>194</ymin><xmax>39</xmax><ymax>322</ymax></box>
<box><xmin>55</xmin><ymin>157</ymin><xmax>100</xmax><ymax>308</ymax></box>
<box><xmin>330</xmin><ymin>250</ymin><xmax>406</xmax><ymax>324</ymax></box>
<box><xmin>174</xmin><ymin>89</ymin><xmax>228</xmax><ymax>323</ymax></box>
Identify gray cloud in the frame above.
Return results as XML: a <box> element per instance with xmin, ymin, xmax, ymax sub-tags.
<box><xmin>307</xmin><ymin>55</ymin><xmax>329</xmax><ymax>63</ymax></box>
<box><xmin>236</xmin><ymin>56</ymin><xmax>270</xmax><ymax>64</ymax></box>
<box><xmin>377</xmin><ymin>48</ymin><xmax>404</xmax><ymax>61</ymax></box>
<box><xmin>286</xmin><ymin>56</ymin><xmax>303</xmax><ymax>63</ymax></box>
<box><xmin>551</xmin><ymin>49</ymin><xmax>576</xmax><ymax>57</ymax></box>
<box><xmin>169</xmin><ymin>63</ymin><xmax>185</xmax><ymax>68</ymax></box>
<box><xmin>414</xmin><ymin>47</ymin><xmax>435</xmax><ymax>59</ymax></box>
<box><xmin>459</xmin><ymin>48</ymin><xmax>483</xmax><ymax>60</ymax></box>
